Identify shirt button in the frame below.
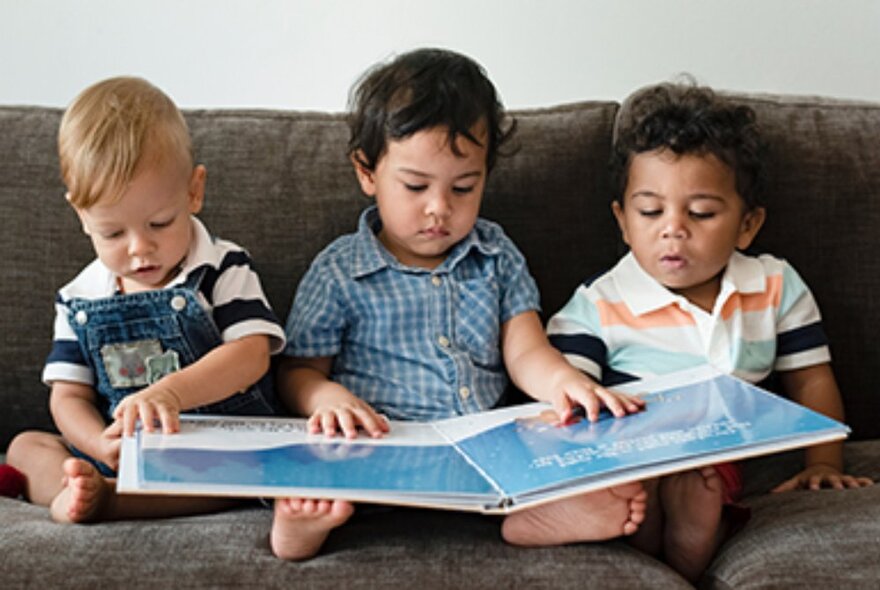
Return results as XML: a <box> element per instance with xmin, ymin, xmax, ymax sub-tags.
<box><xmin>74</xmin><ymin>310</ymin><xmax>88</xmax><ymax>325</ymax></box>
<box><xmin>170</xmin><ymin>295</ymin><xmax>187</xmax><ymax>311</ymax></box>
<box><xmin>431</xmin><ymin>275</ymin><xmax>442</xmax><ymax>287</ymax></box>
<box><xmin>437</xmin><ymin>335</ymin><xmax>450</xmax><ymax>348</ymax></box>
<box><xmin>459</xmin><ymin>386</ymin><xmax>471</xmax><ymax>399</ymax></box>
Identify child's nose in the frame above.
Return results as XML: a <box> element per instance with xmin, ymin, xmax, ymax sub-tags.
<box><xmin>425</xmin><ymin>190</ymin><xmax>452</xmax><ymax>219</ymax></box>
<box><xmin>661</xmin><ymin>214</ymin><xmax>688</xmax><ymax>239</ymax></box>
<box><xmin>128</xmin><ymin>231</ymin><xmax>155</xmax><ymax>256</ymax></box>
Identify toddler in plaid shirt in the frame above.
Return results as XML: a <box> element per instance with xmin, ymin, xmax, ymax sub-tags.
<box><xmin>269</xmin><ymin>48</ymin><xmax>648</xmax><ymax>561</ymax></box>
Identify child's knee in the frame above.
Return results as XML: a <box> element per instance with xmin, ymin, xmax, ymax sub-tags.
<box><xmin>6</xmin><ymin>431</ymin><xmax>61</xmax><ymax>467</ymax></box>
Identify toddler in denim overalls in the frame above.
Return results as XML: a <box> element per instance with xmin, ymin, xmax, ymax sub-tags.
<box><xmin>4</xmin><ymin>76</ymin><xmax>285</xmax><ymax>524</ymax></box>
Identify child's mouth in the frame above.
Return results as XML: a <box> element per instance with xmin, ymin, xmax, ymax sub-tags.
<box><xmin>660</xmin><ymin>255</ymin><xmax>687</xmax><ymax>269</ymax></box>
<box><xmin>422</xmin><ymin>227</ymin><xmax>450</xmax><ymax>238</ymax></box>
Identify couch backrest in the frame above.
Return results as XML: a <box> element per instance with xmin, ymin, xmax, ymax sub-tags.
<box><xmin>1</xmin><ymin>95</ymin><xmax>878</xmax><ymax>449</ymax></box>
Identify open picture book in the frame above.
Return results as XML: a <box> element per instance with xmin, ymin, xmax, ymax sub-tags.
<box><xmin>117</xmin><ymin>366</ymin><xmax>848</xmax><ymax>514</ymax></box>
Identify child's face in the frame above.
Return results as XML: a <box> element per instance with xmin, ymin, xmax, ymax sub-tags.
<box><xmin>612</xmin><ymin>149</ymin><xmax>765</xmax><ymax>310</ymax></box>
<box><xmin>353</xmin><ymin>125</ymin><xmax>487</xmax><ymax>269</ymax></box>
<box><xmin>74</xmin><ymin>156</ymin><xmax>205</xmax><ymax>293</ymax></box>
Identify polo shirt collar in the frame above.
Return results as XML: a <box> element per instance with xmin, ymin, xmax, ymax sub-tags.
<box><xmin>615</xmin><ymin>250</ymin><xmax>767</xmax><ymax>316</ymax></box>
<box><xmin>166</xmin><ymin>216</ymin><xmax>216</xmax><ymax>288</ymax></box>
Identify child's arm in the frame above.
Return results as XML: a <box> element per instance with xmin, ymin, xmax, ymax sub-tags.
<box><xmin>50</xmin><ymin>381</ymin><xmax>123</xmax><ymax>471</ymax></box>
<box><xmin>772</xmin><ymin>363</ymin><xmax>874</xmax><ymax>492</ymax></box>
<box><xmin>501</xmin><ymin>310</ymin><xmax>644</xmax><ymax>423</ymax></box>
<box><xmin>277</xmin><ymin>356</ymin><xmax>389</xmax><ymax>439</ymax></box>
<box><xmin>114</xmin><ymin>334</ymin><xmax>271</xmax><ymax>436</ymax></box>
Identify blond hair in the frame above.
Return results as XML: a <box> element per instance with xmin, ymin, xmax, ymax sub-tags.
<box><xmin>59</xmin><ymin>77</ymin><xmax>193</xmax><ymax>208</ymax></box>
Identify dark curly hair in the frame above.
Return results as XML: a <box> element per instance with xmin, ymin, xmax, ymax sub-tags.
<box><xmin>611</xmin><ymin>80</ymin><xmax>765</xmax><ymax>210</ymax></box>
<box><xmin>347</xmin><ymin>48</ymin><xmax>515</xmax><ymax>172</ymax></box>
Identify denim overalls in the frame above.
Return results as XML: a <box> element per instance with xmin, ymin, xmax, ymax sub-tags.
<box><xmin>67</xmin><ymin>270</ymin><xmax>276</xmax><ymax>474</ymax></box>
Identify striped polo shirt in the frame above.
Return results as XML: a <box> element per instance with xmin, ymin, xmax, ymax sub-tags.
<box><xmin>547</xmin><ymin>251</ymin><xmax>830</xmax><ymax>385</ymax></box>
<box><xmin>43</xmin><ymin>216</ymin><xmax>285</xmax><ymax>386</ymax></box>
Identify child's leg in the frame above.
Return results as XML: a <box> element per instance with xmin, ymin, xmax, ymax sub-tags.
<box><xmin>50</xmin><ymin>458</ymin><xmax>244</xmax><ymax>523</ymax></box>
<box><xmin>7</xmin><ymin>431</ymin><xmax>240</xmax><ymax>523</ymax></box>
<box><xmin>6</xmin><ymin>431</ymin><xmax>73</xmax><ymax>506</ymax></box>
<box><xmin>500</xmin><ymin>482</ymin><xmax>646</xmax><ymax>546</ymax></box>
<box><xmin>659</xmin><ymin>467</ymin><xmax>726</xmax><ymax>583</ymax></box>
<box><xmin>270</xmin><ymin>497</ymin><xmax>355</xmax><ymax>560</ymax></box>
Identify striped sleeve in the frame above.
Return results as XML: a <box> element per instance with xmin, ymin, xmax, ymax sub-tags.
<box><xmin>42</xmin><ymin>296</ymin><xmax>94</xmax><ymax>385</ymax></box>
<box><xmin>774</xmin><ymin>261</ymin><xmax>831</xmax><ymax>371</ymax></box>
<box><xmin>546</xmin><ymin>285</ymin><xmax>606</xmax><ymax>381</ymax></box>
<box><xmin>206</xmin><ymin>250</ymin><xmax>286</xmax><ymax>354</ymax></box>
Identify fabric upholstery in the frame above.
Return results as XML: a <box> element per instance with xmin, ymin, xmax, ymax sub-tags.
<box><xmin>1</xmin><ymin>95</ymin><xmax>878</xmax><ymax>588</ymax></box>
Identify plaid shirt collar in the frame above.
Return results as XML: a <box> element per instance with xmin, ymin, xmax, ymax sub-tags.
<box><xmin>350</xmin><ymin>206</ymin><xmax>502</xmax><ymax>279</ymax></box>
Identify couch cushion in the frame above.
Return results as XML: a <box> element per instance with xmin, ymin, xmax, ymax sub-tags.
<box><xmin>705</xmin><ymin>439</ymin><xmax>880</xmax><ymax>589</ymax></box>
<box><xmin>1</xmin><ymin>497</ymin><xmax>692</xmax><ymax>589</ymax></box>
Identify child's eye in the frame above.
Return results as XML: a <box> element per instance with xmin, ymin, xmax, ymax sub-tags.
<box><xmin>150</xmin><ymin>219</ymin><xmax>174</xmax><ymax>229</ymax></box>
<box><xmin>404</xmin><ymin>183</ymin><xmax>427</xmax><ymax>193</ymax></box>
<box><xmin>102</xmin><ymin>230</ymin><xmax>124</xmax><ymax>240</ymax></box>
<box><xmin>452</xmin><ymin>185</ymin><xmax>475</xmax><ymax>195</ymax></box>
<box><xmin>689</xmin><ymin>211</ymin><xmax>716</xmax><ymax>220</ymax></box>
<box><xmin>638</xmin><ymin>209</ymin><xmax>662</xmax><ymax>218</ymax></box>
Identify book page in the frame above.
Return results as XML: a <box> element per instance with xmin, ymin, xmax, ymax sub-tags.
<box><xmin>120</xmin><ymin>415</ymin><xmax>499</xmax><ymax>507</ymax></box>
<box><xmin>434</xmin><ymin>368</ymin><xmax>848</xmax><ymax>509</ymax></box>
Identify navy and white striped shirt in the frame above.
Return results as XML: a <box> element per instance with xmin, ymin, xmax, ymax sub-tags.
<box><xmin>43</xmin><ymin>217</ymin><xmax>285</xmax><ymax>385</ymax></box>
<box><xmin>283</xmin><ymin>206</ymin><xmax>540</xmax><ymax>421</ymax></box>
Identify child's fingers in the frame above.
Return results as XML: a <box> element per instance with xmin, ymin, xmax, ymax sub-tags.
<box><xmin>120</xmin><ymin>405</ymin><xmax>140</xmax><ymax>438</ymax></box>
<box><xmin>139</xmin><ymin>402</ymin><xmax>158</xmax><ymax>435</ymax></box>
<box><xmin>104</xmin><ymin>420</ymin><xmax>123</xmax><ymax>438</ymax></box>
<box><xmin>319</xmin><ymin>412</ymin><xmax>339</xmax><ymax>437</ymax></box>
<box><xmin>563</xmin><ymin>387</ymin><xmax>602</xmax><ymax>422</ymax></box>
<box><xmin>336</xmin><ymin>410</ymin><xmax>359</xmax><ymax>439</ymax></box>
<box><xmin>156</xmin><ymin>405</ymin><xmax>180</xmax><ymax>434</ymax></box>
<box><xmin>621</xmin><ymin>392</ymin><xmax>647</xmax><ymax>411</ymax></box>
<box><xmin>306</xmin><ymin>413</ymin><xmax>322</xmax><ymax>435</ymax></box>
<box><xmin>771</xmin><ymin>476</ymin><xmax>798</xmax><ymax>493</ymax></box>
<box><xmin>592</xmin><ymin>387</ymin><xmax>627</xmax><ymax>418</ymax></box>
<box><xmin>354</xmin><ymin>408</ymin><xmax>388</xmax><ymax>438</ymax></box>
<box><xmin>550</xmin><ymin>396</ymin><xmax>574</xmax><ymax>424</ymax></box>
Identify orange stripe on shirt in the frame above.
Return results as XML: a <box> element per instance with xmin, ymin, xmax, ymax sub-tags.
<box><xmin>720</xmin><ymin>274</ymin><xmax>784</xmax><ymax>320</ymax></box>
<box><xmin>596</xmin><ymin>299</ymin><xmax>697</xmax><ymax>329</ymax></box>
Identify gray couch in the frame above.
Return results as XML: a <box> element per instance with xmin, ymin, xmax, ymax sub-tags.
<box><xmin>2</xmin><ymin>94</ymin><xmax>879</xmax><ymax>589</ymax></box>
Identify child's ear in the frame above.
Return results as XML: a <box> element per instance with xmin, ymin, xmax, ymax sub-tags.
<box><xmin>188</xmin><ymin>165</ymin><xmax>206</xmax><ymax>214</ymax></box>
<box><xmin>351</xmin><ymin>152</ymin><xmax>377</xmax><ymax>197</ymax></box>
<box><xmin>611</xmin><ymin>200</ymin><xmax>631</xmax><ymax>246</ymax></box>
<box><xmin>736</xmin><ymin>206</ymin><xmax>766</xmax><ymax>250</ymax></box>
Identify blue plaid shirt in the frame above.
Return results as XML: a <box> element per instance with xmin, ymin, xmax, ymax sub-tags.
<box><xmin>284</xmin><ymin>206</ymin><xmax>540</xmax><ymax>421</ymax></box>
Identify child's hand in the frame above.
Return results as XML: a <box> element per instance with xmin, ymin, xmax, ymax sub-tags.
<box><xmin>94</xmin><ymin>420</ymin><xmax>123</xmax><ymax>472</ymax></box>
<box><xmin>549</xmin><ymin>370</ymin><xmax>645</xmax><ymax>424</ymax></box>
<box><xmin>307</xmin><ymin>389</ymin><xmax>389</xmax><ymax>439</ymax></box>
<box><xmin>113</xmin><ymin>384</ymin><xmax>183</xmax><ymax>437</ymax></box>
<box><xmin>771</xmin><ymin>464</ymin><xmax>874</xmax><ymax>492</ymax></box>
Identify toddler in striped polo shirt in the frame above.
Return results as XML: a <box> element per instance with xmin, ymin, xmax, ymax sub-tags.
<box><xmin>548</xmin><ymin>80</ymin><xmax>874</xmax><ymax>582</ymax></box>
<box><xmin>4</xmin><ymin>77</ymin><xmax>285</xmax><ymax>524</ymax></box>
<box><xmin>270</xmin><ymin>48</ymin><xmax>649</xmax><ymax>561</ymax></box>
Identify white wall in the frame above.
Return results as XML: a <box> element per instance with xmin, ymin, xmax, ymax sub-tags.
<box><xmin>2</xmin><ymin>0</ymin><xmax>879</xmax><ymax>111</ymax></box>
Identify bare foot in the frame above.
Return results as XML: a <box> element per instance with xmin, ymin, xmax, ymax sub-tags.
<box><xmin>270</xmin><ymin>498</ymin><xmax>355</xmax><ymax>560</ymax></box>
<box><xmin>49</xmin><ymin>458</ymin><xmax>112</xmax><ymax>523</ymax></box>
<box><xmin>501</xmin><ymin>482</ymin><xmax>647</xmax><ymax>546</ymax></box>
<box><xmin>660</xmin><ymin>467</ymin><xmax>726</xmax><ymax>583</ymax></box>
